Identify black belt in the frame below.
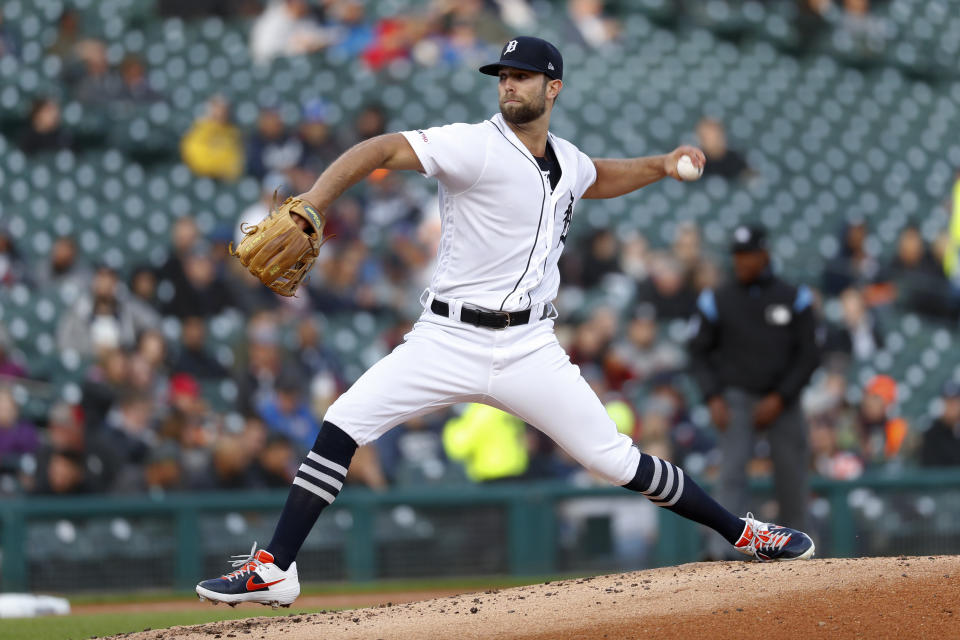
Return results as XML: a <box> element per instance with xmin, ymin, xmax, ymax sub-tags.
<box><xmin>430</xmin><ymin>299</ymin><xmax>531</xmax><ymax>329</ymax></box>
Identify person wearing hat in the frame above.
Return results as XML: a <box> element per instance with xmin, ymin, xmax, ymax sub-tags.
<box><xmin>920</xmin><ymin>381</ymin><xmax>960</xmax><ymax>467</ymax></box>
<box><xmin>856</xmin><ymin>374</ymin><xmax>910</xmax><ymax>466</ymax></box>
<box><xmin>689</xmin><ymin>224</ymin><xmax>820</xmax><ymax>559</ymax></box>
<box><xmin>198</xmin><ymin>38</ymin><xmax>814</xmax><ymax>608</ymax></box>
<box><xmin>294</xmin><ymin>98</ymin><xmax>343</xmax><ymax>180</ymax></box>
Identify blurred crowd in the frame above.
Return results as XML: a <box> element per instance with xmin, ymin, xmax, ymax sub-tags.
<box><xmin>3</xmin><ymin>162</ymin><xmax>959</xmax><ymax>498</ymax></box>
<box><xmin>2</xmin><ymin>0</ymin><xmax>960</xmax><ymax>500</ymax></box>
<box><xmin>9</xmin><ymin>0</ymin><xmax>625</xmax><ymax>161</ymax></box>
<box><xmin>8</xmin><ymin>0</ymin><xmax>905</xmax><ymax>164</ymax></box>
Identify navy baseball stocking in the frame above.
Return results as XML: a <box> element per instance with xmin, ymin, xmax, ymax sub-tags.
<box><xmin>266</xmin><ymin>421</ymin><xmax>358</xmax><ymax>570</ymax></box>
<box><xmin>624</xmin><ymin>452</ymin><xmax>744</xmax><ymax>544</ymax></box>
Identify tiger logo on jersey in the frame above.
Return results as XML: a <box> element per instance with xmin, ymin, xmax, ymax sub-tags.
<box><xmin>558</xmin><ymin>193</ymin><xmax>574</xmax><ymax>247</ymax></box>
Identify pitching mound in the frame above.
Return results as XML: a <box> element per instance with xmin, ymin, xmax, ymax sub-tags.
<box><xmin>112</xmin><ymin>556</ymin><xmax>959</xmax><ymax>639</ymax></box>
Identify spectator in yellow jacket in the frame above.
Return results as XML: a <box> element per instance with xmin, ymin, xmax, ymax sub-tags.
<box><xmin>944</xmin><ymin>172</ymin><xmax>960</xmax><ymax>284</ymax></box>
<box><xmin>442</xmin><ymin>404</ymin><xmax>528</xmax><ymax>482</ymax></box>
<box><xmin>181</xmin><ymin>95</ymin><xmax>244</xmax><ymax>180</ymax></box>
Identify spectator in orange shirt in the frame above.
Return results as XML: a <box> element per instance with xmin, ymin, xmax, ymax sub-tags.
<box><xmin>857</xmin><ymin>375</ymin><xmax>911</xmax><ymax>466</ymax></box>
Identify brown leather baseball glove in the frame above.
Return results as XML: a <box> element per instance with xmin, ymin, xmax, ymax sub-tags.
<box><xmin>229</xmin><ymin>194</ymin><xmax>330</xmax><ymax>297</ymax></box>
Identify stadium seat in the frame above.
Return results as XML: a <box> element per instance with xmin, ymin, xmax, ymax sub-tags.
<box><xmin>2</xmin><ymin>2</ymin><xmax>956</xmax><ymax>418</ymax></box>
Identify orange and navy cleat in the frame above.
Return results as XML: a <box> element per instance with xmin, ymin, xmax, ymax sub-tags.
<box><xmin>733</xmin><ymin>513</ymin><xmax>816</xmax><ymax>562</ymax></box>
<box><xmin>196</xmin><ymin>543</ymin><xmax>300</xmax><ymax>608</ymax></box>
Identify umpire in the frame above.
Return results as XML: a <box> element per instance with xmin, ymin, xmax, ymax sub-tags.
<box><xmin>688</xmin><ymin>224</ymin><xmax>819</xmax><ymax>555</ymax></box>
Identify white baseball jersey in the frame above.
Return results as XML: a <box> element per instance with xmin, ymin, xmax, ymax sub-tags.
<box><xmin>323</xmin><ymin>114</ymin><xmax>641</xmax><ymax>489</ymax></box>
<box><xmin>400</xmin><ymin>113</ymin><xmax>598</xmax><ymax>312</ymax></box>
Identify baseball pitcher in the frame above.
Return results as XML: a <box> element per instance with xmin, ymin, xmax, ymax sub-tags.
<box><xmin>198</xmin><ymin>36</ymin><xmax>815</xmax><ymax>608</ymax></box>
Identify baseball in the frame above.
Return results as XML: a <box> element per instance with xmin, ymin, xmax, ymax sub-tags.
<box><xmin>677</xmin><ymin>154</ymin><xmax>703</xmax><ymax>181</ymax></box>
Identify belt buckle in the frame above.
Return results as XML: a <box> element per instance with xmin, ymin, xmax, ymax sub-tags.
<box><xmin>492</xmin><ymin>310</ymin><xmax>511</xmax><ymax>330</ymax></box>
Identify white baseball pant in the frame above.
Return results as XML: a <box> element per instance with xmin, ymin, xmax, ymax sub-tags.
<box><xmin>323</xmin><ymin>309</ymin><xmax>641</xmax><ymax>486</ymax></box>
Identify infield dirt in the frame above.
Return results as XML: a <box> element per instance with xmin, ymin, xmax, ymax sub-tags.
<box><xmin>107</xmin><ymin>555</ymin><xmax>960</xmax><ymax>639</ymax></box>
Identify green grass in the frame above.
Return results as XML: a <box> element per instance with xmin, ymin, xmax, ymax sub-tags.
<box><xmin>0</xmin><ymin>607</ymin><xmax>319</xmax><ymax>640</ymax></box>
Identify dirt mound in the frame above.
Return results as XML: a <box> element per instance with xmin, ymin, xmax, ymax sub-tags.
<box><xmin>112</xmin><ymin>556</ymin><xmax>960</xmax><ymax>640</ymax></box>
<box><xmin>73</xmin><ymin>589</ymin><xmax>467</xmax><ymax>615</ymax></box>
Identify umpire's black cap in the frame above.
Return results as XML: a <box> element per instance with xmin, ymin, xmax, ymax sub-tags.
<box><xmin>479</xmin><ymin>36</ymin><xmax>563</xmax><ymax>80</ymax></box>
<box><xmin>730</xmin><ymin>224</ymin><xmax>768</xmax><ymax>253</ymax></box>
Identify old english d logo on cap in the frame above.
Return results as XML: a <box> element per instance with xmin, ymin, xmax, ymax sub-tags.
<box><xmin>479</xmin><ymin>36</ymin><xmax>563</xmax><ymax>81</ymax></box>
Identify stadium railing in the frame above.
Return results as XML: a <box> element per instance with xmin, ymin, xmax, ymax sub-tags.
<box><xmin>2</xmin><ymin>468</ymin><xmax>960</xmax><ymax>593</ymax></box>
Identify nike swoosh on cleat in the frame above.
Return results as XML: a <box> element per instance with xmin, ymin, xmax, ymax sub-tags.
<box><xmin>246</xmin><ymin>576</ymin><xmax>285</xmax><ymax>591</ymax></box>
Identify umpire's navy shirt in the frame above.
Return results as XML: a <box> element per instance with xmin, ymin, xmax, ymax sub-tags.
<box><xmin>687</xmin><ymin>271</ymin><xmax>820</xmax><ymax>405</ymax></box>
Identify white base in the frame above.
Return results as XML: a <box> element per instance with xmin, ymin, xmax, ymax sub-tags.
<box><xmin>0</xmin><ymin>594</ymin><xmax>71</xmax><ymax>618</ymax></box>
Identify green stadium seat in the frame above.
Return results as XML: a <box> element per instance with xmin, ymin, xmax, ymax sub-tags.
<box><xmin>1</xmin><ymin>1</ymin><xmax>956</xmax><ymax>398</ymax></box>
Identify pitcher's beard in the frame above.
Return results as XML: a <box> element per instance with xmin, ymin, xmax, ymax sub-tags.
<box><xmin>500</xmin><ymin>96</ymin><xmax>547</xmax><ymax>125</ymax></box>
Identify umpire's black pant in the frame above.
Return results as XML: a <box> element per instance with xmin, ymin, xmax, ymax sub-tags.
<box><xmin>707</xmin><ymin>387</ymin><xmax>810</xmax><ymax>558</ymax></box>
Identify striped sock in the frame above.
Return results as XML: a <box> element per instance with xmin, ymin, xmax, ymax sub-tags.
<box><xmin>624</xmin><ymin>453</ymin><xmax>744</xmax><ymax>545</ymax></box>
<box><xmin>266</xmin><ymin>421</ymin><xmax>357</xmax><ymax>570</ymax></box>
<box><xmin>293</xmin><ymin>450</ymin><xmax>349</xmax><ymax>503</ymax></box>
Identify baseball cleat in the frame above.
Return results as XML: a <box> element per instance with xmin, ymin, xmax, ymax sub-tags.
<box><xmin>195</xmin><ymin>543</ymin><xmax>300</xmax><ymax>607</ymax></box>
<box><xmin>733</xmin><ymin>513</ymin><xmax>815</xmax><ymax>562</ymax></box>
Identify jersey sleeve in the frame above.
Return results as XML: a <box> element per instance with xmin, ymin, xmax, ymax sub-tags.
<box><xmin>401</xmin><ymin>123</ymin><xmax>487</xmax><ymax>194</ymax></box>
<box><xmin>573</xmin><ymin>149</ymin><xmax>598</xmax><ymax>200</ymax></box>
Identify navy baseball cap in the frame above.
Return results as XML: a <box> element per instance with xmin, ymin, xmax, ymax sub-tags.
<box><xmin>731</xmin><ymin>224</ymin><xmax>768</xmax><ymax>253</ymax></box>
<box><xmin>479</xmin><ymin>36</ymin><xmax>563</xmax><ymax>80</ymax></box>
